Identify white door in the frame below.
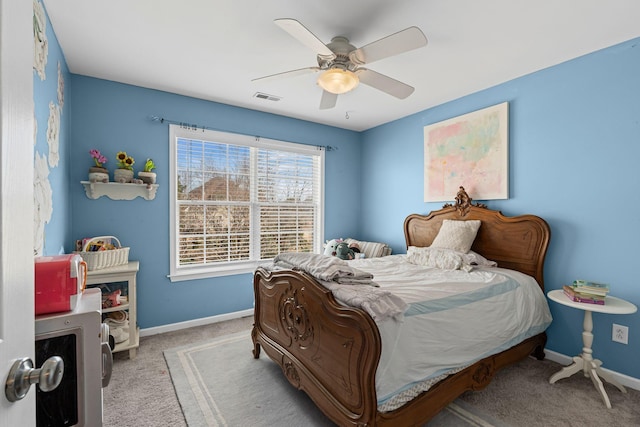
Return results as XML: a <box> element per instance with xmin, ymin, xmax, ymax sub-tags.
<box><xmin>0</xmin><ymin>0</ymin><xmax>37</xmax><ymax>425</ymax></box>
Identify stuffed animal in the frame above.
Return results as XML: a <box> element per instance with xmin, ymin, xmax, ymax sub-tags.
<box><xmin>335</xmin><ymin>242</ymin><xmax>355</xmax><ymax>260</ymax></box>
<box><xmin>323</xmin><ymin>238</ymin><xmax>343</xmax><ymax>256</ymax></box>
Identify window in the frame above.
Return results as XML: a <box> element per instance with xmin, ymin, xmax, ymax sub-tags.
<box><xmin>169</xmin><ymin>125</ymin><xmax>324</xmax><ymax>281</ymax></box>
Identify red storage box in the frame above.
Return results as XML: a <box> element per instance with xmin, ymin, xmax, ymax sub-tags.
<box><xmin>35</xmin><ymin>254</ymin><xmax>87</xmax><ymax>315</ymax></box>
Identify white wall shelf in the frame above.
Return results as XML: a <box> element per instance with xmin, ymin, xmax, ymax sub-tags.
<box><xmin>81</xmin><ymin>181</ymin><xmax>159</xmax><ymax>200</ymax></box>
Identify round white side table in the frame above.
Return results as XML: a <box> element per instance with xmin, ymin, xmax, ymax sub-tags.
<box><xmin>547</xmin><ymin>289</ymin><xmax>637</xmax><ymax>408</ymax></box>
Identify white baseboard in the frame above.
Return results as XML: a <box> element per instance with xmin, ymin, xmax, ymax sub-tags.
<box><xmin>544</xmin><ymin>348</ymin><xmax>640</xmax><ymax>391</ymax></box>
<box><xmin>139</xmin><ymin>308</ymin><xmax>254</xmax><ymax>337</ymax></box>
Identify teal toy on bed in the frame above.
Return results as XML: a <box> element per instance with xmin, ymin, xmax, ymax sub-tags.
<box><xmin>324</xmin><ymin>238</ymin><xmax>359</xmax><ymax>260</ymax></box>
<box><xmin>323</xmin><ymin>238</ymin><xmax>342</xmax><ymax>256</ymax></box>
<box><xmin>335</xmin><ymin>242</ymin><xmax>355</xmax><ymax>260</ymax></box>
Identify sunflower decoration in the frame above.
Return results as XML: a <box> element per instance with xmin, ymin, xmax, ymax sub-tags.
<box><xmin>116</xmin><ymin>151</ymin><xmax>135</xmax><ymax>170</ymax></box>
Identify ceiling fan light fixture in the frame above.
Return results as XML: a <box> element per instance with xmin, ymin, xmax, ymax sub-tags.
<box><xmin>317</xmin><ymin>69</ymin><xmax>359</xmax><ymax>94</ymax></box>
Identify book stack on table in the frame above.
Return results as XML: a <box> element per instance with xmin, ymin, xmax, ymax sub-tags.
<box><xmin>563</xmin><ymin>280</ymin><xmax>610</xmax><ymax>305</ymax></box>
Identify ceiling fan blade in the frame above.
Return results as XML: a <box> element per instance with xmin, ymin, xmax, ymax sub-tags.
<box><xmin>274</xmin><ymin>18</ymin><xmax>335</xmax><ymax>59</ymax></box>
<box><xmin>252</xmin><ymin>67</ymin><xmax>320</xmax><ymax>83</ymax></box>
<box><xmin>357</xmin><ymin>69</ymin><xmax>415</xmax><ymax>99</ymax></box>
<box><xmin>349</xmin><ymin>27</ymin><xmax>427</xmax><ymax>65</ymax></box>
<box><xmin>319</xmin><ymin>90</ymin><xmax>338</xmax><ymax>110</ymax></box>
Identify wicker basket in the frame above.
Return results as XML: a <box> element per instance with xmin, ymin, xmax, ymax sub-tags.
<box><xmin>77</xmin><ymin>236</ymin><xmax>129</xmax><ymax>271</ymax></box>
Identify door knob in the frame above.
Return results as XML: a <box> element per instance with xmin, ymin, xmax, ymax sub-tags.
<box><xmin>5</xmin><ymin>356</ymin><xmax>64</xmax><ymax>402</ymax></box>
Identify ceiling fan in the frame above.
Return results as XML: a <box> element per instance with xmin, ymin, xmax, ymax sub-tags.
<box><xmin>253</xmin><ymin>18</ymin><xmax>428</xmax><ymax>110</ymax></box>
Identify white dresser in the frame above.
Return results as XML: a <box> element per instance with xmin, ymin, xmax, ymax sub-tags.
<box><xmin>35</xmin><ymin>288</ymin><xmax>111</xmax><ymax>426</ymax></box>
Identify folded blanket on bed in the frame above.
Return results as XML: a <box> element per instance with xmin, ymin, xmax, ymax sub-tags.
<box><xmin>323</xmin><ymin>281</ymin><xmax>408</xmax><ymax>322</ymax></box>
<box><xmin>270</xmin><ymin>252</ymin><xmax>408</xmax><ymax>321</ymax></box>
<box><xmin>273</xmin><ymin>252</ymin><xmax>375</xmax><ymax>285</ymax></box>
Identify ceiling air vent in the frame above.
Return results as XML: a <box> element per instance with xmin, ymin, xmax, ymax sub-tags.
<box><xmin>253</xmin><ymin>92</ymin><xmax>281</xmax><ymax>102</ymax></box>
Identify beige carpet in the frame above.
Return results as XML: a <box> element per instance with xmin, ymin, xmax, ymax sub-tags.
<box><xmin>163</xmin><ymin>331</ymin><xmax>508</xmax><ymax>426</ymax></box>
<box><xmin>458</xmin><ymin>356</ymin><xmax>640</xmax><ymax>427</ymax></box>
<box><xmin>103</xmin><ymin>316</ymin><xmax>255</xmax><ymax>427</ymax></box>
<box><xmin>104</xmin><ymin>316</ymin><xmax>640</xmax><ymax>426</ymax></box>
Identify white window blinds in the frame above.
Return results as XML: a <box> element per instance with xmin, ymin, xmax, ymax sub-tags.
<box><xmin>169</xmin><ymin>125</ymin><xmax>324</xmax><ymax>281</ymax></box>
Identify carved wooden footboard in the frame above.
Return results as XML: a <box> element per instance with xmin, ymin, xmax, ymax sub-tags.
<box><xmin>252</xmin><ymin>267</ymin><xmax>381</xmax><ymax>425</ymax></box>
<box><xmin>252</xmin><ymin>187</ymin><xmax>551</xmax><ymax>426</ymax></box>
<box><xmin>252</xmin><ymin>266</ymin><xmax>547</xmax><ymax>426</ymax></box>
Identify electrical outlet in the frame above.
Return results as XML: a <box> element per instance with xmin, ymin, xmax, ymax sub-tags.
<box><xmin>612</xmin><ymin>324</ymin><xmax>629</xmax><ymax>344</ymax></box>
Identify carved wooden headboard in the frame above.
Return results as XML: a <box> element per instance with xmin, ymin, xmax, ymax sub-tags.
<box><xmin>403</xmin><ymin>187</ymin><xmax>550</xmax><ymax>289</ymax></box>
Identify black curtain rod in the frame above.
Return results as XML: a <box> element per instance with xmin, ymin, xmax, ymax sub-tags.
<box><xmin>149</xmin><ymin>115</ymin><xmax>337</xmax><ymax>151</ymax></box>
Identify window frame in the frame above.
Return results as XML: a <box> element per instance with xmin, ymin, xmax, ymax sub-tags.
<box><xmin>169</xmin><ymin>124</ymin><xmax>325</xmax><ymax>282</ymax></box>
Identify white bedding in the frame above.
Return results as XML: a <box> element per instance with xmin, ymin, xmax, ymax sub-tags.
<box><xmin>344</xmin><ymin>255</ymin><xmax>553</xmax><ymax>411</ymax></box>
<box><xmin>270</xmin><ymin>253</ymin><xmax>408</xmax><ymax>321</ymax></box>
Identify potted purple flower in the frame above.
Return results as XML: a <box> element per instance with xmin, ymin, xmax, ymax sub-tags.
<box><xmin>89</xmin><ymin>149</ymin><xmax>109</xmax><ymax>182</ymax></box>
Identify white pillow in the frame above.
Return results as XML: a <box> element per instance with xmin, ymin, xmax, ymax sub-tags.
<box><xmin>406</xmin><ymin>246</ymin><xmax>469</xmax><ymax>271</ymax></box>
<box><xmin>430</xmin><ymin>220</ymin><xmax>481</xmax><ymax>253</ymax></box>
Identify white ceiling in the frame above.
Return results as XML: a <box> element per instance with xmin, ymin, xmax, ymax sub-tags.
<box><xmin>43</xmin><ymin>0</ymin><xmax>640</xmax><ymax>132</ymax></box>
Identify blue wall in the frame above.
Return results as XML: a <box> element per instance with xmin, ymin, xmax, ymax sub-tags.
<box><xmin>362</xmin><ymin>37</ymin><xmax>640</xmax><ymax>379</ymax></box>
<box><xmin>68</xmin><ymin>76</ymin><xmax>362</xmax><ymax>328</ymax></box>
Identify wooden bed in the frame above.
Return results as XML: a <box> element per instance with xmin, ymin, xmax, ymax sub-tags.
<box><xmin>252</xmin><ymin>187</ymin><xmax>551</xmax><ymax>426</ymax></box>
